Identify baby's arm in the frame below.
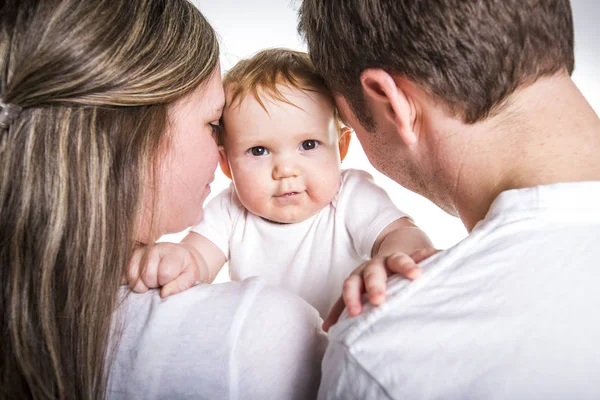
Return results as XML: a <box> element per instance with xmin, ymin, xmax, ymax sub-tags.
<box><xmin>364</xmin><ymin>217</ymin><xmax>435</xmax><ymax>302</ymax></box>
<box><xmin>324</xmin><ymin>217</ymin><xmax>438</xmax><ymax>331</ymax></box>
<box><xmin>126</xmin><ymin>231</ymin><xmax>226</xmax><ymax>298</ymax></box>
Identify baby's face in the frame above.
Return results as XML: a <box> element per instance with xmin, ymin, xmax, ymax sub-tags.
<box><xmin>221</xmin><ymin>85</ymin><xmax>343</xmax><ymax>223</ymax></box>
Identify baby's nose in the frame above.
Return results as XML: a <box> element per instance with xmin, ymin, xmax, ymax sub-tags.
<box><xmin>272</xmin><ymin>160</ymin><xmax>300</xmax><ymax>180</ymax></box>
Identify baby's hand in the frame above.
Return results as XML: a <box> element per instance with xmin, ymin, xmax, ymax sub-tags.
<box><xmin>126</xmin><ymin>242</ymin><xmax>208</xmax><ymax>298</ymax></box>
<box><xmin>323</xmin><ymin>248</ymin><xmax>439</xmax><ymax>332</ymax></box>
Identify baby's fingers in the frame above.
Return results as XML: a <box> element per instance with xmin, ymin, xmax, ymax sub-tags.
<box><xmin>160</xmin><ymin>263</ymin><xmax>199</xmax><ymax>299</ymax></box>
<box><xmin>386</xmin><ymin>253</ymin><xmax>422</xmax><ymax>280</ymax></box>
<box><xmin>126</xmin><ymin>247</ymin><xmax>151</xmax><ymax>293</ymax></box>
<box><xmin>343</xmin><ymin>273</ymin><xmax>365</xmax><ymax>317</ymax></box>
<box><xmin>323</xmin><ymin>296</ymin><xmax>345</xmax><ymax>332</ymax></box>
<box><xmin>410</xmin><ymin>248</ymin><xmax>441</xmax><ymax>263</ymax></box>
<box><xmin>363</xmin><ymin>259</ymin><xmax>389</xmax><ymax>306</ymax></box>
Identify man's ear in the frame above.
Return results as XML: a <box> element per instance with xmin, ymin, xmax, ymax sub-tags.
<box><xmin>360</xmin><ymin>69</ymin><xmax>417</xmax><ymax>146</ymax></box>
<box><xmin>218</xmin><ymin>147</ymin><xmax>232</xmax><ymax>179</ymax></box>
<box><xmin>338</xmin><ymin>127</ymin><xmax>351</xmax><ymax>162</ymax></box>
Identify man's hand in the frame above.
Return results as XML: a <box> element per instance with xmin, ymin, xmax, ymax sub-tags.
<box><xmin>126</xmin><ymin>242</ymin><xmax>209</xmax><ymax>298</ymax></box>
<box><xmin>323</xmin><ymin>248</ymin><xmax>440</xmax><ymax>332</ymax></box>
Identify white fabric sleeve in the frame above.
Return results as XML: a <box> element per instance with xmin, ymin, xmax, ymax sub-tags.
<box><xmin>338</xmin><ymin>169</ymin><xmax>409</xmax><ymax>259</ymax></box>
<box><xmin>318</xmin><ymin>340</ymin><xmax>391</xmax><ymax>400</ymax></box>
<box><xmin>236</xmin><ymin>284</ymin><xmax>328</xmax><ymax>400</ymax></box>
<box><xmin>190</xmin><ymin>186</ymin><xmax>240</xmax><ymax>258</ymax></box>
<box><xmin>107</xmin><ymin>278</ymin><xmax>327</xmax><ymax>399</ymax></box>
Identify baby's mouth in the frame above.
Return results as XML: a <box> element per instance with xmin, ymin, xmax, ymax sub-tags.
<box><xmin>277</xmin><ymin>191</ymin><xmax>299</xmax><ymax>198</ymax></box>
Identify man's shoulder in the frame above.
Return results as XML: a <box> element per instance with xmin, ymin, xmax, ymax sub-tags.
<box><xmin>323</xmin><ymin>216</ymin><xmax>600</xmax><ymax>399</ymax></box>
<box><xmin>328</xmin><ymin>214</ymin><xmax>600</xmax><ymax>346</ymax></box>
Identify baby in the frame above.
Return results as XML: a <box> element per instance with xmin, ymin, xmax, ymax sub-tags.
<box><xmin>127</xmin><ymin>49</ymin><xmax>434</xmax><ymax>319</ymax></box>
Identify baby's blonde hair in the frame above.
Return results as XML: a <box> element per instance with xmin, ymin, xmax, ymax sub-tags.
<box><xmin>221</xmin><ymin>48</ymin><xmax>342</xmax><ymax>144</ymax></box>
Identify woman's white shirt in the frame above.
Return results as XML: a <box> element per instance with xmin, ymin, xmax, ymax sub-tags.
<box><xmin>108</xmin><ymin>277</ymin><xmax>327</xmax><ymax>399</ymax></box>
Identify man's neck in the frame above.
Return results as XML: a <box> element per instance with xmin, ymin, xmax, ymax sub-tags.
<box><xmin>445</xmin><ymin>75</ymin><xmax>600</xmax><ymax>231</ymax></box>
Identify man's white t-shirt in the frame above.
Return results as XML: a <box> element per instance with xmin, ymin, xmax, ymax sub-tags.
<box><xmin>319</xmin><ymin>181</ymin><xmax>600</xmax><ymax>400</ymax></box>
<box><xmin>192</xmin><ymin>169</ymin><xmax>408</xmax><ymax>318</ymax></box>
<box><xmin>108</xmin><ymin>277</ymin><xmax>327</xmax><ymax>399</ymax></box>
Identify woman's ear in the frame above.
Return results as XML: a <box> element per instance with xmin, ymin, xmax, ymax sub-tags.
<box><xmin>218</xmin><ymin>147</ymin><xmax>232</xmax><ymax>179</ymax></box>
<box><xmin>360</xmin><ymin>69</ymin><xmax>417</xmax><ymax>146</ymax></box>
<box><xmin>338</xmin><ymin>127</ymin><xmax>352</xmax><ymax>162</ymax></box>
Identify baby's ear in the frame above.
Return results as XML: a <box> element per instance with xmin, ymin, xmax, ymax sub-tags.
<box><xmin>339</xmin><ymin>127</ymin><xmax>352</xmax><ymax>162</ymax></box>
<box><xmin>218</xmin><ymin>147</ymin><xmax>232</xmax><ymax>179</ymax></box>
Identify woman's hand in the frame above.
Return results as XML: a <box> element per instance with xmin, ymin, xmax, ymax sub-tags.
<box><xmin>125</xmin><ymin>242</ymin><xmax>209</xmax><ymax>298</ymax></box>
<box><xmin>323</xmin><ymin>248</ymin><xmax>440</xmax><ymax>332</ymax></box>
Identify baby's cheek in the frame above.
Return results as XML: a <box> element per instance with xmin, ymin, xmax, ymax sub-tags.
<box><xmin>244</xmin><ymin>194</ymin><xmax>264</xmax><ymax>214</ymax></box>
<box><xmin>235</xmin><ymin>183</ymin><xmax>265</xmax><ymax>215</ymax></box>
<box><xmin>312</xmin><ymin>178</ymin><xmax>340</xmax><ymax>206</ymax></box>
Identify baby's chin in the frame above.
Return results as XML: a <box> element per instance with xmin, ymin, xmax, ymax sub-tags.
<box><xmin>260</xmin><ymin>216</ymin><xmax>297</xmax><ymax>225</ymax></box>
<box><xmin>259</xmin><ymin>210</ymin><xmax>319</xmax><ymax>225</ymax></box>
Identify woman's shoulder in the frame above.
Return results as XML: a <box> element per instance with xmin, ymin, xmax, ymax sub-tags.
<box><xmin>112</xmin><ymin>278</ymin><xmax>321</xmax><ymax>349</ymax></box>
<box><xmin>116</xmin><ymin>277</ymin><xmax>321</xmax><ymax>321</ymax></box>
<box><xmin>109</xmin><ymin>278</ymin><xmax>326</xmax><ymax>399</ymax></box>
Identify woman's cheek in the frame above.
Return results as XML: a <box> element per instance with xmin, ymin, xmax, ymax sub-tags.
<box><xmin>193</xmin><ymin>207</ymin><xmax>205</xmax><ymax>226</ymax></box>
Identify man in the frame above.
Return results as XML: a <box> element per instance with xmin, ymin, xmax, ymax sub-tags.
<box><xmin>299</xmin><ymin>1</ymin><xmax>600</xmax><ymax>399</ymax></box>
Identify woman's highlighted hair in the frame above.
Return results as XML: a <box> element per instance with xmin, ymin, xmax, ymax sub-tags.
<box><xmin>0</xmin><ymin>0</ymin><xmax>218</xmax><ymax>398</ymax></box>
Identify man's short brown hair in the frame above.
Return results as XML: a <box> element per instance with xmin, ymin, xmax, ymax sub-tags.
<box><xmin>221</xmin><ymin>48</ymin><xmax>341</xmax><ymax>144</ymax></box>
<box><xmin>298</xmin><ymin>0</ymin><xmax>574</xmax><ymax>127</ymax></box>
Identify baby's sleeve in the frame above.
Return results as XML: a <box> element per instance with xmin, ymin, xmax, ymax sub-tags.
<box><xmin>190</xmin><ymin>186</ymin><xmax>240</xmax><ymax>258</ymax></box>
<box><xmin>338</xmin><ymin>169</ymin><xmax>409</xmax><ymax>259</ymax></box>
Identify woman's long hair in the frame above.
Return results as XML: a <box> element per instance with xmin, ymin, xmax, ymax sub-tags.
<box><xmin>0</xmin><ymin>0</ymin><xmax>219</xmax><ymax>398</ymax></box>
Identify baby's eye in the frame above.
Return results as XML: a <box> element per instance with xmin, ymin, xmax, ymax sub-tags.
<box><xmin>300</xmin><ymin>140</ymin><xmax>319</xmax><ymax>151</ymax></box>
<box><xmin>248</xmin><ymin>146</ymin><xmax>269</xmax><ymax>156</ymax></box>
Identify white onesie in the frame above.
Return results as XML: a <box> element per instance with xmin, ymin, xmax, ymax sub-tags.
<box><xmin>192</xmin><ymin>169</ymin><xmax>408</xmax><ymax>318</ymax></box>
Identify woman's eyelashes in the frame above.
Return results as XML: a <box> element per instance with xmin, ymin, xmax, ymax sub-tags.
<box><xmin>209</xmin><ymin>122</ymin><xmax>222</xmax><ymax>142</ymax></box>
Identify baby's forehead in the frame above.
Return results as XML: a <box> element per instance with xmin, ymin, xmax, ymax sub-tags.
<box><xmin>223</xmin><ymin>84</ymin><xmax>332</xmax><ymax>116</ymax></box>
<box><xmin>219</xmin><ymin>83</ymin><xmax>343</xmax><ymax>147</ymax></box>
<box><xmin>223</xmin><ymin>92</ymin><xmax>338</xmax><ymax>137</ymax></box>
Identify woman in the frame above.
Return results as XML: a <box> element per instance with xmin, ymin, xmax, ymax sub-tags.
<box><xmin>0</xmin><ymin>1</ymin><xmax>326</xmax><ymax>399</ymax></box>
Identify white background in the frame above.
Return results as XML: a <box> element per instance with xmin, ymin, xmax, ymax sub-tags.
<box><xmin>166</xmin><ymin>1</ymin><xmax>599</xmax><ymax>282</ymax></box>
